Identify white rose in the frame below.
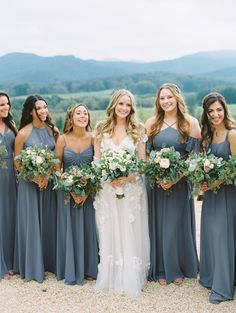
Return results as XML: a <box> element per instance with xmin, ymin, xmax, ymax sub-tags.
<box><xmin>203</xmin><ymin>159</ymin><xmax>211</xmax><ymax>167</ymax></box>
<box><xmin>209</xmin><ymin>163</ymin><xmax>214</xmax><ymax>169</ymax></box>
<box><xmin>26</xmin><ymin>150</ymin><xmax>32</xmax><ymax>155</ymax></box>
<box><xmin>67</xmin><ymin>175</ymin><xmax>74</xmax><ymax>186</ymax></box>
<box><xmin>189</xmin><ymin>163</ymin><xmax>197</xmax><ymax>172</ymax></box>
<box><xmin>36</xmin><ymin>156</ymin><xmax>44</xmax><ymax>164</ymax></box>
<box><xmin>159</xmin><ymin>158</ymin><xmax>170</xmax><ymax>169</ymax></box>
<box><xmin>110</xmin><ymin>162</ymin><xmax>118</xmax><ymax>170</ymax></box>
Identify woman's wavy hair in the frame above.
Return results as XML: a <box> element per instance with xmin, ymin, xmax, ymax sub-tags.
<box><xmin>63</xmin><ymin>103</ymin><xmax>92</xmax><ymax>133</ymax></box>
<box><xmin>200</xmin><ymin>92</ymin><xmax>235</xmax><ymax>150</ymax></box>
<box><xmin>19</xmin><ymin>95</ymin><xmax>58</xmax><ymax>137</ymax></box>
<box><xmin>95</xmin><ymin>89</ymin><xmax>143</xmax><ymax>144</ymax></box>
<box><xmin>149</xmin><ymin>83</ymin><xmax>190</xmax><ymax>143</ymax></box>
<box><xmin>0</xmin><ymin>91</ymin><xmax>17</xmax><ymax>135</ymax></box>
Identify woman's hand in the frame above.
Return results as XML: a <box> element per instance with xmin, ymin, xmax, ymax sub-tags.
<box><xmin>32</xmin><ymin>176</ymin><xmax>48</xmax><ymax>189</ymax></box>
<box><xmin>110</xmin><ymin>173</ymin><xmax>137</xmax><ymax>188</ymax></box>
<box><xmin>200</xmin><ymin>180</ymin><xmax>223</xmax><ymax>192</ymax></box>
<box><xmin>160</xmin><ymin>180</ymin><xmax>176</xmax><ymax>190</ymax></box>
<box><xmin>71</xmin><ymin>192</ymin><xmax>87</xmax><ymax>206</ymax></box>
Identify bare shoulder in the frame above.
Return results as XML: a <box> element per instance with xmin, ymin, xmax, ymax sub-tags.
<box><xmin>145</xmin><ymin>116</ymin><xmax>155</xmax><ymax>134</ymax></box>
<box><xmin>188</xmin><ymin>115</ymin><xmax>201</xmax><ymax>139</ymax></box>
<box><xmin>16</xmin><ymin>124</ymin><xmax>33</xmax><ymax>141</ymax></box>
<box><xmin>56</xmin><ymin>134</ymin><xmax>66</xmax><ymax>146</ymax></box>
<box><xmin>228</xmin><ymin>128</ymin><xmax>236</xmax><ymax>140</ymax></box>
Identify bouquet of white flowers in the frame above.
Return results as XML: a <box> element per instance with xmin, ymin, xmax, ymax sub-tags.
<box><xmin>144</xmin><ymin>146</ymin><xmax>185</xmax><ymax>192</ymax></box>
<box><xmin>0</xmin><ymin>144</ymin><xmax>8</xmax><ymax>168</ymax></box>
<box><xmin>184</xmin><ymin>152</ymin><xmax>225</xmax><ymax>196</ymax></box>
<box><xmin>15</xmin><ymin>145</ymin><xmax>60</xmax><ymax>182</ymax></box>
<box><xmin>93</xmin><ymin>149</ymin><xmax>141</xmax><ymax>199</ymax></box>
<box><xmin>54</xmin><ymin>164</ymin><xmax>100</xmax><ymax>205</ymax></box>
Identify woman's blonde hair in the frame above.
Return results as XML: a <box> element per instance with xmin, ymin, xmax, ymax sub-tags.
<box><xmin>149</xmin><ymin>83</ymin><xmax>190</xmax><ymax>143</ymax></box>
<box><xmin>63</xmin><ymin>103</ymin><xmax>91</xmax><ymax>134</ymax></box>
<box><xmin>95</xmin><ymin>89</ymin><xmax>143</xmax><ymax>143</ymax></box>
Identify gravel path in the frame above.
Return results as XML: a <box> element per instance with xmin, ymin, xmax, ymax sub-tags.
<box><xmin>0</xmin><ymin>200</ymin><xmax>235</xmax><ymax>313</ymax></box>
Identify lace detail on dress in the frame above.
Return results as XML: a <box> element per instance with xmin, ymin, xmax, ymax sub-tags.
<box><xmin>94</xmin><ymin>136</ymin><xmax>150</xmax><ymax>296</ymax></box>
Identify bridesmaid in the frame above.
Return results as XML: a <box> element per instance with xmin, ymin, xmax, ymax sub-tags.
<box><xmin>0</xmin><ymin>91</ymin><xmax>17</xmax><ymax>279</ymax></box>
<box><xmin>56</xmin><ymin>103</ymin><xmax>98</xmax><ymax>285</ymax></box>
<box><xmin>145</xmin><ymin>83</ymin><xmax>200</xmax><ymax>285</ymax></box>
<box><xmin>199</xmin><ymin>93</ymin><xmax>236</xmax><ymax>304</ymax></box>
<box><xmin>14</xmin><ymin>95</ymin><xmax>59</xmax><ymax>282</ymax></box>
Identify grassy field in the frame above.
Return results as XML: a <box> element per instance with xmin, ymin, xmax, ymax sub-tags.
<box><xmin>11</xmin><ymin>91</ymin><xmax>236</xmax><ymax>130</ymax></box>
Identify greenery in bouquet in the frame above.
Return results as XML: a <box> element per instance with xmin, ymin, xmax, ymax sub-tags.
<box><xmin>184</xmin><ymin>151</ymin><xmax>225</xmax><ymax>196</ymax></box>
<box><xmin>143</xmin><ymin>146</ymin><xmax>185</xmax><ymax>190</ymax></box>
<box><xmin>220</xmin><ymin>154</ymin><xmax>236</xmax><ymax>186</ymax></box>
<box><xmin>93</xmin><ymin>149</ymin><xmax>142</xmax><ymax>199</ymax></box>
<box><xmin>0</xmin><ymin>144</ymin><xmax>8</xmax><ymax>168</ymax></box>
<box><xmin>54</xmin><ymin>164</ymin><xmax>100</xmax><ymax>199</ymax></box>
<box><xmin>15</xmin><ymin>145</ymin><xmax>60</xmax><ymax>182</ymax></box>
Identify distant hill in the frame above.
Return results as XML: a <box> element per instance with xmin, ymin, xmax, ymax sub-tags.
<box><xmin>1</xmin><ymin>50</ymin><xmax>236</xmax><ymax>84</ymax></box>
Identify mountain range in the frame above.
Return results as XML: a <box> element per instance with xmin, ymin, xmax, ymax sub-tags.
<box><xmin>0</xmin><ymin>50</ymin><xmax>236</xmax><ymax>84</ymax></box>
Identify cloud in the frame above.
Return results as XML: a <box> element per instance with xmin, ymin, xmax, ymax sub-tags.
<box><xmin>1</xmin><ymin>0</ymin><xmax>236</xmax><ymax>61</ymax></box>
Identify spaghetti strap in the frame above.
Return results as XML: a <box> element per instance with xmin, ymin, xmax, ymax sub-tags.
<box><xmin>163</xmin><ymin>120</ymin><xmax>177</xmax><ymax>128</ymax></box>
<box><xmin>62</xmin><ymin>134</ymin><xmax>67</xmax><ymax>146</ymax></box>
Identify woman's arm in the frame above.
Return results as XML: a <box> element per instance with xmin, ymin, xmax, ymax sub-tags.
<box><xmin>189</xmin><ymin>116</ymin><xmax>201</xmax><ymax>139</ymax></box>
<box><xmin>55</xmin><ymin>135</ymin><xmax>65</xmax><ymax>170</ymax></box>
<box><xmin>228</xmin><ymin>129</ymin><xmax>236</xmax><ymax>155</ymax></box>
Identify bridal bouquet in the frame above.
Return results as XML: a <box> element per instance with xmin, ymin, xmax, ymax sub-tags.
<box><xmin>15</xmin><ymin>145</ymin><xmax>60</xmax><ymax>182</ymax></box>
<box><xmin>93</xmin><ymin>149</ymin><xmax>141</xmax><ymax>199</ymax></box>
<box><xmin>0</xmin><ymin>144</ymin><xmax>8</xmax><ymax>168</ymax></box>
<box><xmin>54</xmin><ymin>164</ymin><xmax>100</xmax><ymax>200</ymax></box>
<box><xmin>144</xmin><ymin>146</ymin><xmax>185</xmax><ymax>191</ymax></box>
<box><xmin>220</xmin><ymin>155</ymin><xmax>236</xmax><ymax>186</ymax></box>
<box><xmin>184</xmin><ymin>152</ymin><xmax>225</xmax><ymax>196</ymax></box>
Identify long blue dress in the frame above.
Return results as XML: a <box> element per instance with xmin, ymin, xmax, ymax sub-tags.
<box><xmin>147</xmin><ymin>127</ymin><xmax>199</xmax><ymax>283</ymax></box>
<box><xmin>0</xmin><ymin>126</ymin><xmax>17</xmax><ymax>278</ymax></box>
<box><xmin>200</xmin><ymin>137</ymin><xmax>236</xmax><ymax>303</ymax></box>
<box><xmin>14</xmin><ymin>126</ymin><xmax>57</xmax><ymax>282</ymax></box>
<box><xmin>56</xmin><ymin>145</ymin><xmax>98</xmax><ymax>285</ymax></box>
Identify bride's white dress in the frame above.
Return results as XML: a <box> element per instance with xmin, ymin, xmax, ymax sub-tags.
<box><xmin>94</xmin><ymin>136</ymin><xmax>150</xmax><ymax>296</ymax></box>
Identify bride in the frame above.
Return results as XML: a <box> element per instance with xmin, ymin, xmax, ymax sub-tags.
<box><xmin>94</xmin><ymin>89</ymin><xmax>150</xmax><ymax>296</ymax></box>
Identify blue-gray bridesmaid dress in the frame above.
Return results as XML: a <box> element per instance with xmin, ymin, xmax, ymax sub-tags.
<box><xmin>56</xmin><ymin>145</ymin><xmax>98</xmax><ymax>285</ymax></box>
<box><xmin>14</xmin><ymin>126</ymin><xmax>57</xmax><ymax>282</ymax></box>
<box><xmin>200</xmin><ymin>137</ymin><xmax>236</xmax><ymax>303</ymax></box>
<box><xmin>147</xmin><ymin>127</ymin><xmax>199</xmax><ymax>283</ymax></box>
<box><xmin>0</xmin><ymin>126</ymin><xmax>17</xmax><ymax>278</ymax></box>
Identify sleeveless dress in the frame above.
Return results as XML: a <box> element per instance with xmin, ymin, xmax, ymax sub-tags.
<box><xmin>56</xmin><ymin>144</ymin><xmax>98</xmax><ymax>284</ymax></box>
<box><xmin>14</xmin><ymin>126</ymin><xmax>57</xmax><ymax>282</ymax></box>
<box><xmin>199</xmin><ymin>137</ymin><xmax>236</xmax><ymax>303</ymax></box>
<box><xmin>94</xmin><ymin>136</ymin><xmax>150</xmax><ymax>296</ymax></box>
<box><xmin>147</xmin><ymin>127</ymin><xmax>199</xmax><ymax>282</ymax></box>
<box><xmin>0</xmin><ymin>126</ymin><xmax>17</xmax><ymax>278</ymax></box>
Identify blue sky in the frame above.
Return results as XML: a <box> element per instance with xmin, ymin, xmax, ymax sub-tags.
<box><xmin>1</xmin><ymin>0</ymin><xmax>236</xmax><ymax>61</ymax></box>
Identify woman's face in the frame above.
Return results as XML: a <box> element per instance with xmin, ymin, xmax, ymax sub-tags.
<box><xmin>0</xmin><ymin>95</ymin><xmax>10</xmax><ymax>119</ymax></box>
<box><xmin>207</xmin><ymin>101</ymin><xmax>225</xmax><ymax>126</ymax></box>
<box><xmin>115</xmin><ymin>95</ymin><xmax>132</xmax><ymax>119</ymax></box>
<box><xmin>159</xmin><ymin>88</ymin><xmax>177</xmax><ymax>113</ymax></box>
<box><xmin>32</xmin><ymin>100</ymin><xmax>48</xmax><ymax>122</ymax></box>
<box><xmin>72</xmin><ymin>105</ymin><xmax>89</xmax><ymax>128</ymax></box>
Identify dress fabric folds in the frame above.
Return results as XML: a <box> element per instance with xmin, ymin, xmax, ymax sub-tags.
<box><xmin>147</xmin><ymin>127</ymin><xmax>199</xmax><ymax>283</ymax></box>
<box><xmin>0</xmin><ymin>126</ymin><xmax>17</xmax><ymax>278</ymax></box>
<box><xmin>56</xmin><ymin>146</ymin><xmax>98</xmax><ymax>285</ymax></box>
<box><xmin>200</xmin><ymin>139</ymin><xmax>236</xmax><ymax>303</ymax></box>
<box><xmin>14</xmin><ymin>126</ymin><xmax>57</xmax><ymax>282</ymax></box>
